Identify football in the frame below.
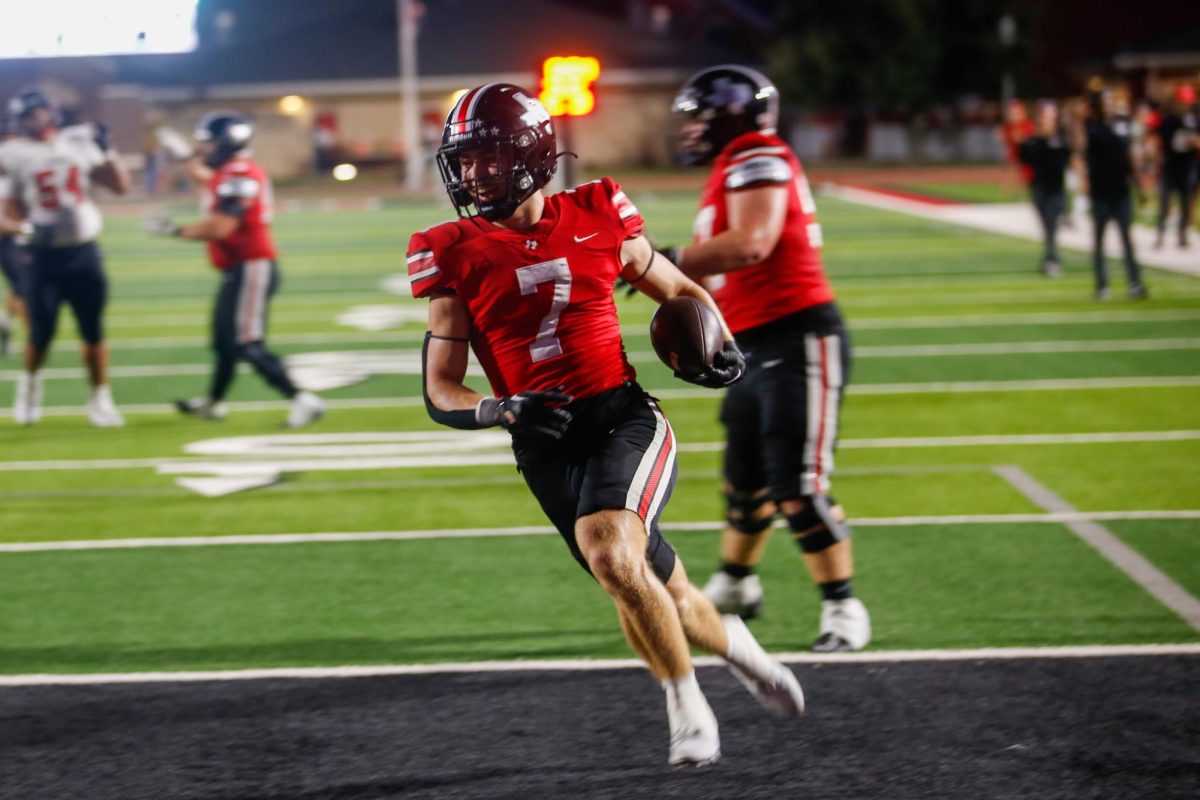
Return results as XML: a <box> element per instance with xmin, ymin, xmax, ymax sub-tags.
<box><xmin>650</xmin><ymin>296</ymin><xmax>724</xmax><ymax>375</ymax></box>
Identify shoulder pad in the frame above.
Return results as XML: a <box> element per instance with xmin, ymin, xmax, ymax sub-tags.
<box><xmin>725</xmin><ymin>155</ymin><xmax>792</xmax><ymax>190</ymax></box>
<box><xmin>407</xmin><ymin>220</ymin><xmax>472</xmax><ymax>298</ymax></box>
<box><xmin>216</xmin><ymin>176</ymin><xmax>260</xmax><ymax>199</ymax></box>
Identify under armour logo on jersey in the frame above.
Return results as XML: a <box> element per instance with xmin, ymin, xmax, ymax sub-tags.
<box><xmin>525</xmin><ymin>240</ymin><xmax>539</xmax><ymax>250</ymax></box>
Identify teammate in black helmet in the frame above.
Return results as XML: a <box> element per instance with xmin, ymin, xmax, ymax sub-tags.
<box><xmin>663</xmin><ymin>64</ymin><xmax>871</xmax><ymax>652</ymax></box>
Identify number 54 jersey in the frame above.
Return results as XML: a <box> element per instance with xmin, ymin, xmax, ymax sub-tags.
<box><xmin>408</xmin><ymin>177</ymin><xmax>641</xmax><ymax>401</ymax></box>
<box><xmin>0</xmin><ymin>125</ymin><xmax>109</xmax><ymax>247</ymax></box>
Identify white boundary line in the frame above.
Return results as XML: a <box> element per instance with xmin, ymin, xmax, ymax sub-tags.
<box><xmin>3</xmin><ymin>510</ymin><xmax>1198</xmax><ymax>553</ymax></box>
<box><xmin>1</xmin><ymin>643</ymin><xmax>1197</xmax><ymax>687</ymax></box>
<box><xmin>995</xmin><ymin>465</ymin><xmax>1200</xmax><ymax>633</ymax></box>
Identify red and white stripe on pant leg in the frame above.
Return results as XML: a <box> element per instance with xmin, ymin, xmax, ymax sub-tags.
<box><xmin>236</xmin><ymin>259</ymin><xmax>272</xmax><ymax>345</ymax></box>
<box><xmin>801</xmin><ymin>333</ymin><xmax>843</xmax><ymax>496</ymax></box>
<box><xmin>625</xmin><ymin>401</ymin><xmax>678</xmax><ymax>525</ymax></box>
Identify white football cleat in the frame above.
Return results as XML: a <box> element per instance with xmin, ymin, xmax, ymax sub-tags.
<box><xmin>13</xmin><ymin>371</ymin><xmax>42</xmax><ymax>425</ymax></box>
<box><xmin>87</xmin><ymin>386</ymin><xmax>125</xmax><ymax>428</ymax></box>
<box><xmin>286</xmin><ymin>390</ymin><xmax>325</xmax><ymax>429</ymax></box>
<box><xmin>175</xmin><ymin>397</ymin><xmax>228</xmax><ymax>421</ymax></box>
<box><xmin>702</xmin><ymin>571</ymin><xmax>763</xmax><ymax>618</ymax></box>
<box><xmin>722</xmin><ymin>614</ymin><xmax>805</xmax><ymax>717</ymax></box>
<box><xmin>663</xmin><ymin>673</ymin><xmax>720</xmax><ymax>769</ymax></box>
<box><xmin>812</xmin><ymin>597</ymin><xmax>872</xmax><ymax>652</ymax></box>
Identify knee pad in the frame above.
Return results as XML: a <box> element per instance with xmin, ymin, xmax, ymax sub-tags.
<box><xmin>784</xmin><ymin>494</ymin><xmax>850</xmax><ymax>553</ymax></box>
<box><xmin>238</xmin><ymin>340</ymin><xmax>267</xmax><ymax>361</ymax></box>
<box><xmin>725</xmin><ymin>488</ymin><xmax>773</xmax><ymax>535</ymax></box>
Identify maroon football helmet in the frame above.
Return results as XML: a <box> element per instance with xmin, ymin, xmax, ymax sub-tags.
<box><xmin>436</xmin><ymin>84</ymin><xmax>558</xmax><ymax>221</ymax></box>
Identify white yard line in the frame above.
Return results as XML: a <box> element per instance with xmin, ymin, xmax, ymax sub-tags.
<box><xmin>995</xmin><ymin>465</ymin><xmax>1200</xmax><ymax>633</ymax></box>
<box><xmin>3</xmin><ymin>510</ymin><xmax>1198</xmax><ymax>553</ymax></box>
<box><xmin>3</xmin><ymin>375</ymin><xmax>1198</xmax><ymax>420</ymax></box>
<box><xmin>0</xmin><ymin>643</ymin><xmax>1196</xmax><ymax>687</ymax></box>
<box><xmin>9</xmin><ymin>338</ymin><xmax>1198</xmax><ymax>381</ymax></box>
<box><xmin>848</xmin><ymin>309</ymin><xmax>1200</xmax><ymax>329</ymax></box>
<box><xmin>53</xmin><ymin>311</ymin><xmax>1200</xmax><ymax>351</ymax></box>
<box><xmin>2</xmin><ymin>430</ymin><xmax>1197</xmax><ymax>473</ymax></box>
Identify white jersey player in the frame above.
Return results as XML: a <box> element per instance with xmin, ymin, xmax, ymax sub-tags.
<box><xmin>0</xmin><ymin>87</ymin><xmax>130</xmax><ymax>426</ymax></box>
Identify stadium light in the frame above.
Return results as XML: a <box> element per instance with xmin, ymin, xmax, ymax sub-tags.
<box><xmin>539</xmin><ymin>56</ymin><xmax>600</xmax><ymax>117</ymax></box>
<box><xmin>279</xmin><ymin>95</ymin><xmax>306</xmax><ymax>115</ymax></box>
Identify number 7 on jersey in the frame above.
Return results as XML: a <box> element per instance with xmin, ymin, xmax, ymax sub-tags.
<box><xmin>516</xmin><ymin>258</ymin><xmax>572</xmax><ymax>363</ymax></box>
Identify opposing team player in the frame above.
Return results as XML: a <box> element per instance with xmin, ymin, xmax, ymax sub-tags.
<box><xmin>0</xmin><ymin>114</ymin><xmax>31</xmax><ymax>358</ymax></box>
<box><xmin>147</xmin><ymin>112</ymin><xmax>324</xmax><ymax>428</ymax></box>
<box><xmin>661</xmin><ymin>65</ymin><xmax>870</xmax><ymax>652</ymax></box>
<box><xmin>413</xmin><ymin>83</ymin><xmax>803</xmax><ymax>768</ymax></box>
<box><xmin>0</xmin><ymin>88</ymin><xmax>128</xmax><ymax>426</ymax></box>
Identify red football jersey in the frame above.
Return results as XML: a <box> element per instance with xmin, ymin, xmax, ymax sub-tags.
<box><xmin>408</xmin><ymin>177</ymin><xmax>642</xmax><ymax>400</ymax></box>
<box><xmin>694</xmin><ymin>131</ymin><xmax>835</xmax><ymax>334</ymax></box>
<box><xmin>204</xmin><ymin>157</ymin><xmax>278</xmax><ymax>269</ymax></box>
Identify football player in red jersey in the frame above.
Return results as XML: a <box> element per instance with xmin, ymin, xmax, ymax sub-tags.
<box><xmin>148</xmin><ymin>112</ymin><xmax>324</xmax><ymax>428</ymax></box>
<box><xmin>414</xmin><ymin>83</ymin><xmax>804</xmax><ymax>768</ymax></box>
<box><xmin>659</xmin><ymin>65</ymin><xmax>871</xmax><ymax>653</ymax></box>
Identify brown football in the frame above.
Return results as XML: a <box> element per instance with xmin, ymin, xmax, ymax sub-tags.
<box><xmin>650</xmin><ymin>297</ymin><xmax>724</xmax><ymax>375</ymax></box>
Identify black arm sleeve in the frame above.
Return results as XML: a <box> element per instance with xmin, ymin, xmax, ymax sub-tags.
<box><xmin>214</xmin><ymin>195</ymin><xmax>247</xmax><ymax>218</ymax></box>
<box><xmin>421</xmin><ymin>331</ymin><xmax>492</xmax><ymax>430</ymax></box>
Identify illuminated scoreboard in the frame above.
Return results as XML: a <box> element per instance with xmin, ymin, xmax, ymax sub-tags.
<box><xmin>539</xmin><ymin>56</ymin><xmax>600</xmax><ymax>117</ymax></box>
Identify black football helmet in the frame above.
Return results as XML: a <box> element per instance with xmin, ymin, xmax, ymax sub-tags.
<box><xmin>7</xmin><ymin>87</ymin><xmax>59</xmax><ymax>138</ymax></box>
<box><xmin>436</xmin><ymin>84</ymin><xmax>558</xmax><ymax>222</ymax></box>
<box><xmin>194</xmin><ymin>111</ymin><xmax>253</xmax><ymax>168</ymax></box>
<box><xmin>671</xmin><ymin>65</ymin><xmax>779</xmax><ymax>165</ymax></box>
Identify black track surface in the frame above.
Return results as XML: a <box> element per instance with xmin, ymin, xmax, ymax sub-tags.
<box><xmin>2</xmin><ymin>656</ymin><xmax>1198</xmax><ymax>800</ymax></box>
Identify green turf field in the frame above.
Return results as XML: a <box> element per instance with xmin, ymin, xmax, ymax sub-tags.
<box><xmin>1</xmin><ymin>188</ymin><xmax>1197</xmax><ymax>675</ymax></box>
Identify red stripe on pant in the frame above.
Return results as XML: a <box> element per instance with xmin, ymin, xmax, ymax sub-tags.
<box><xmin>637</xmin><ymin>420</ymin><xmax>675</xmax><ymax>519</ymax></box>
<box><xmin>239</xmin><ymin>263</ymin><xmax>261</xmax><ymax>343</ymax></box>
<box><xmin>812</xmin><ymin>337</ymin><xmax>830</xmax><ymax>494</ymax></box>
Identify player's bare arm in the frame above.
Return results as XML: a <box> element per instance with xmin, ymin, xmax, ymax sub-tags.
<box><xmin>423</xmin><ymin>290</ymin><xmax>482</xmax><ymax>413</ymax></box>
<box><xmin>671</xmin><ymin>185</ymin><xmax>788</xmax><ymax>278</ymax></box>
<box><xmin>422</xmin><ymin>289</ymin><xmax>571</xmax><ymax>436</ymax></box>
<box><xmin>91</xmin><ymin>160</ymin><xmax>130</xmax><ymax>195</ymax></box>
<box><xmin>619</xmin><ymin>234</ymin><xmax>734</xmax><ymax>341</ymax></box>
<box><xmin>175</xmin><ymin>210</ymin><xmax>241</xmax><ymax>241</ymax></box>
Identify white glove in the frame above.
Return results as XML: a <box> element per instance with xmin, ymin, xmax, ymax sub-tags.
<box><xmin>155</xmin><ymin>126</ymin><xmax>194</xmax><ymax>161</ymax></box>
<box><xmin>144</xmin><ymin>214</ymin><xmax>180</xmax><ymax>237</ymax></box>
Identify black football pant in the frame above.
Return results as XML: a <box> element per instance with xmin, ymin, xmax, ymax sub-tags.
<box><xmin>1157</xmin><ymin>172</ymin><xmax>1194</xmax><ymax>244</ymax></box>
<box><xmin>26</xmin><ymin>241</ymin><xmax>107</xmax><ymax>352</ymax></box>
<box><xmin>1090</xmin><ymin>193</ymin><xmax>1142</xmax><ymax>291</ymax></box>
<box><xmin>1031</xmin><ymin>186</ymin><xmax>1065</xmax><ymax>264</ymax></box>
<box><xmin>210</xmin><ymin>260</ymin><xmax>297</xmax><ymax>401</ymax></box>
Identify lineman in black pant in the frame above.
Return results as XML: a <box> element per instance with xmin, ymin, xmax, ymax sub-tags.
<box><xmin>147</xmin><ymin>112</ymin><xmax>324</xmax><ymax>428</ymax></box>
<box><xmin>1018</xmin><ymin>101</ymin><xmax>1072</xmax><ymax>277</ymax></box>
<box><xmin>1080</xmin><ymin>89</ymin><xmax>1146</xmax><ymax>301</ymax></box>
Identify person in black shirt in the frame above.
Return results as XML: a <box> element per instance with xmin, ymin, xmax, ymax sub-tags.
<box><xmin>1018</xmin><ymin>100</ymin><xmax>1071</xmax><ymax>276</ymax></box>
<box><xmin>1153</xmin><ymin>85</ymin><xmax>1199</xmax><ymax>249</ymax></box>
<box><xmin>1080</xmin><ymin>90</ymin><xmax>1146</xmax><ymax>301</ymax></box>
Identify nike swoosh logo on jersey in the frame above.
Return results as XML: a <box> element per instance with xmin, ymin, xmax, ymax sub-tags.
<box><xmin>762</xmin><ymin>358</ymin><xmax>784</xmax><ymax>369</ymax></box>
<box><xmin>573</xmin><ymin>233</ymin><xmax>599</xmax><ymax>243</ymax></box>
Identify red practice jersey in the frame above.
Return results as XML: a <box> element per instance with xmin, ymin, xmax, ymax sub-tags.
<box><xmin>204</xmin><ymin>157</ymin><xmax>277</xmax><ymax>269</ymax></box>
<box><xmin>694</xmin><ymin>131</ymin><xmax>835</xmax><ymax>334</ymax></box>
<box><xmin>408</xmin><ymin>177</ymin><xmax>642</xmax><ymax>400</ymax></box>
<box><xmin>1001</xmin><ymin>119</ymin><xmax>1036</xmax><ymax>184</ymax></box>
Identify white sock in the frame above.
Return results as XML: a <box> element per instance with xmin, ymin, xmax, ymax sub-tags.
<box><xmin>91</xmin><ymin>384</ymin><xmax>113</xmax><ymax>403</ymax></box>
<box><xmin>723</xmin><ymin>615</ymin><xmax>772</xmax><ymax>674</ymax></box>
<box><xmin>662</xmin><ymin>670</ymin><xmax>715</xmax><ymax>729</ymax></box>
